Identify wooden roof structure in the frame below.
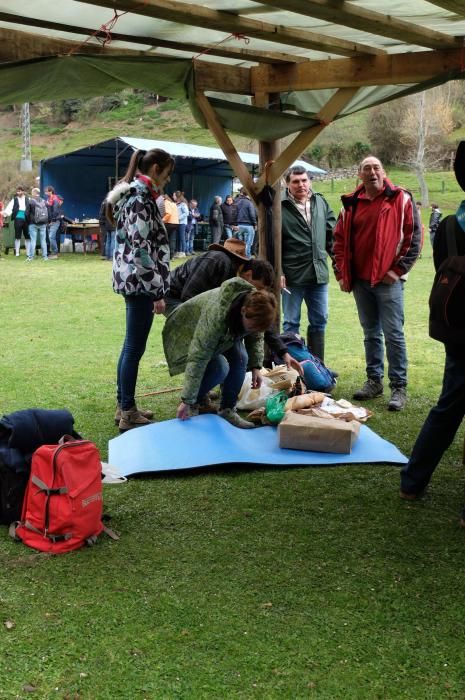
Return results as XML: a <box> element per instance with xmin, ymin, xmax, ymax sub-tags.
<box><xmin>1</xmin><ymin>1</ymin><xmax>465</xmax><ymax>267</ymax></box>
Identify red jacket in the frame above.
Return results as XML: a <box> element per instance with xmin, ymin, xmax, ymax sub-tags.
<box><xmin>333</xmin><ymin>179</ymin><xmax>421</xmax><ymax>291</ymax></box>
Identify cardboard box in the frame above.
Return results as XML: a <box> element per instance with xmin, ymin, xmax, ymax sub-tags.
<box><xmin>278</xmin><ymin>412</ymin><xmax>360</xmax><ymax>454</ymax></box>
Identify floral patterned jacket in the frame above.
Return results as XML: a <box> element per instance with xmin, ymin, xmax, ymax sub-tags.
<box><xmin>111</xmin><ymin>176</ymin><xmax>170</xmax><ymax>300</ymax></box>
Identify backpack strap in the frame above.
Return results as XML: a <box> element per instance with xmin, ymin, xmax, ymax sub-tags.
<box><xmin>446</xmin><ymin>216</ymin><xmax>458</xmax><ymax>257</ymax></box>
<box><xmin>31</xmin><ymin>475</ymin><xmax>68</xmax><ymax>495</ymax></box>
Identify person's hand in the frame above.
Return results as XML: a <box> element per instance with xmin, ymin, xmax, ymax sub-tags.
<box><xmin>177</xmin><ymin>402</ymin><xmax>191</xmax><ymax>420</ymax></box>
<box><xmin>282</xmin><ymin>353</ymin><xmax>303</xmax><ymax>375</ymax></box>
<box><xmin>153</xmin><ymin>299</ymin><xmax>166</xmax><ymax>314</ymax></box>
<box><xmin>280</xmin><ymin>275</ymin><xmax>287</xmax><ymax>290</ymax></box>
<box><xmin>338</xmin><ymin>279</ymin><xmax>350</xmax><ymax>292</ymax></box>
<box><xmin>381</xmin><ymin>272</ymin><xmax>397</xmax><ymax>285</ymax></box>
<box><xmin>251</xmin><ymin>368</ymin><xmax>262</xmax><ymax>389</ymax></box>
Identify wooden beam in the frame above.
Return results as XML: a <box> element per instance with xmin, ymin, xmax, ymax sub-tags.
<box><xmin>0</xmin><ymin>26</ymin><xmax>145</xmax><ymax>61</ymax></box>
<box><xmin>194</xmin><ymin>61</ymin><xmax>251</xmax><ymax>95</ymax></box>
<box><xmin>75</xmin><ymin>0</ymin><xmax>385</xmax><ymax>57</ymax></box>
<box><xmin>251</xmin><ymin>47</ymin><xmax>465</xmax><ymax>93</ymax></box>
<box><xmin>255</xmin><ymin>87</ymin><xmax>359</xmax><ymax>190</ymax></box>
<box><xmin>256</xmin><ymin>0</ymin><xmax>462</xmax><ymax>50</ymax></box>
<box><xmin>426</xmin><ymin>1</ymin><xmax>465</xmax><ymax>14</ymax></box>
<box><xmin>194</xmin><ymin>92</ymin><xmax>257</xmax><ymax>200</ymax></box>
<box><xmin>0</xmin><ymin>11</ymin><xmax>305</xmax><ymax>65</ymax></box>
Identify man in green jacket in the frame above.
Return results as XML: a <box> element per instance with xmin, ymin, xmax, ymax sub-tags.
<box><xmin>281</xmin><ymin>166</ymin><xmax>336</xmax><ymax>362</ymax></box>
<box><xmin>162</xmin><ymin>277</ymin><xmax>277</xmax><ymax>429</ymax></box>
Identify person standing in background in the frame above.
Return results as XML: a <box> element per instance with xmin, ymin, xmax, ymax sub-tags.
<box><xmin>186</xmin><ymin>199</ymin><xmax>201</xmax><ymax>255</ymax></box>
<box><xmin>235</xmin><ymin>188</ymin><xmax>257</xmax><ymax>256</ymax></box>
<box><xmin>209</xmin><ymin>196</ymin><xmax>224</xmax><ymax>245</ymax></box>
<box><xmin>429</xmin><ymin>203</ymin><xmax>442</xmax><ymax>248</ymax></box>
<box><xmin>175</xmin><ymin>191</ymin><xmax>189</xmax><ymax>258</ymax></box>
<box><xmin>163</xmin><ymin>193</ymin><xmax>179</xmax><ymax>259</ymax></box>
<box><xmin>44</xmin><ymin>186</ymin><xmax>63</xmax><ymax>259</ymax></box>
<box><xmin>4</xmin><ymin>185</ymin><xmax>30</xmax><ymax>257</ymax></box>
<box><xmin>27</xmin><ymin>188</ymin><xmax>49</xmax><ymax>261</ymax></box>
<box><xmin>221</xmin><ymin>194</ymin><xmax>238</xmax><ymax>239</ymax></box>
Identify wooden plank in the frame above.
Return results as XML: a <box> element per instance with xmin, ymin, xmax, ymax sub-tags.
<box><xmin>76</xmin><ymin>0</ymin><xmax>385</xmax><ymax>57</ymax></box>
<box><xmin>254</xmin><ymin>87</ymin><xmax>359</xmax><ymax>189</ymax></box>
<box><xmin>256</xmin><ymin>0</ymin><xmax>461</xmax><ymax>50</ymax></box>
<box><xmin>0</xmin><ymin>11</ymin><xmax>304</xmax><ymax>65</ymax></box>
<box><xmin>194</xmin><ymin>92</ymin><xmax>257</xmax><ymax>201</ymax></box>
<box><xmin>251</xmin><ymin>47</ymin><xmax>465</xmax><ymax>92</ymax></box>
<box><xmin>194</xmin><ymin>62</ymin><xmax>251</xmax><ymax>95</ymax></box>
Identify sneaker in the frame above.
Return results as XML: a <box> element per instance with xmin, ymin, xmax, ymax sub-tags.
<box><xmin>114</xmin><ymin>402</ymin><xmax>154</xmax><ymax>425</ymax></box>
<box><xmin>49</xmin><ymin>254</ymin><xmax>59</xmax><ymax>260</ymax></box>
<box><xmin>388</xmin><ymin>386</ymin><xmax>407</xmax><ymax>411</ymax></box>
<box><xmin>118</xmin><ymin>406</ymin><xmax>153</xmax><ymax>431</ymax></box>
<box><xmin>218</xmin><ymin>407</ymin><xmax>255</xmax><ymax>429</ymax></box>
<box><xmin>353</xmin><ymin>378</ymin><xmax>384</xmax><ymax>400</ymax></box>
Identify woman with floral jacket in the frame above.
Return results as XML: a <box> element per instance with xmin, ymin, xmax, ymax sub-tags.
<box><xmin>108</xmin><ymin>148</ymin><xmax>175</xmax><ymax>431</ymax></box>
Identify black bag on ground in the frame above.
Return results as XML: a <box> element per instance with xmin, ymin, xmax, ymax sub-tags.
<box><xmin>429</xmin><ymin>218</ymin><xmax>465</xmax><ymax>345</ymax></box>
<box><xmin>0</xmin><ymin>459</ymin><xmax>28</xmax><ymax>525</ymax></box>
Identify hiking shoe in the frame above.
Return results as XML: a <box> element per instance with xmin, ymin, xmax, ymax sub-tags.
<box><xmin>399</xmin><ymin>490</ymin><xmax>420</xmax><ymax>501</ymax></box>
<box><xmin>118</xmin><ymin>406</ymin><xmax>153</xmax><ymax>431</ymax></box>
<box><xmin>388</xmin><ymin>387</ymin><xmax>407</xmax><ymax>411</ymax></box>
<box><xmin>114</xmin><ymin>403</ymin><xmax>154</xmax><ymax>425</ymax></box>
<box><xmin>353</xmin><ymin>378</ymin><xmax>384</xmax><ymax>400</ymax></box>
<box><xmin>218</xmin><ymin>407</ymin><xmax>255</xmax><ymax>429</ymax></box>
<box><xmin>197</xmin><ymin>394</ymin><xmax>218</xmax><ymax>414</ymax></box>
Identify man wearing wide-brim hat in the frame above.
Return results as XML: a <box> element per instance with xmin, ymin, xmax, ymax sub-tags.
<box><xmin>165</xmin><ymin>238</ymin><xmax>259</xmax><ymax>316</ymax></box>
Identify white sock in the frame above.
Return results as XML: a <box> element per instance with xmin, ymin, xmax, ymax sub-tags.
<box><xmin>14</xmin><ymin>239</ymin><xmax>20</xmax><ymax>255</ymax></box>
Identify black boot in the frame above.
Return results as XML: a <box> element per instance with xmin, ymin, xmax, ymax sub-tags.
<box><xmin>307</xmin><ymin>329</ymin><xmax>325</xmax><ymax>363</ymax></box>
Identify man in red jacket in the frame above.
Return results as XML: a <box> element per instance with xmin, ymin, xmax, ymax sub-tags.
<box><xmin>333</xmin><ymin>156</ymin><xmax>421</xmax><ymax>411</ymax></box>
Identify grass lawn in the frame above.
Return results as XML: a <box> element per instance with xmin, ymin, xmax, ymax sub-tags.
<box><xmin>1</xmin><ymin>233</ymin><xmax>465</xmax><ymax>698</ymax></box>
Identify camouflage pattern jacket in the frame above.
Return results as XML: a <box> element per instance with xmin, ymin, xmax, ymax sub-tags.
<box><xmin>111</xmin><ymin>176</ymin><xmax>170</xmax><ymax>300</ymax></box>
<box><xmin>162</xmin><ymin>277</ymin><xmax>264</xmax><ymax>404</ymax></box>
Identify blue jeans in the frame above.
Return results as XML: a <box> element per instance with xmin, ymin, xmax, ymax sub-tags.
<box><xmin>352</xmin><ymin>279</ymin><xmax>407</xmax><ymax>387</ymax></box>
<box><xmin>237</xmin><ymin>224</ymin><xmax>255</xmax><ymax>256</ymax></box>
<box><xmin>28</xmin><ymin>223</ymin><xmax>48</xmax><ymax>259</ymax></box>
<box><xmin>185</xmin><ymin>224</ymin><xmax>196</xmax><ymax>254</ymax></box>
<box><xmin>177</xmin><ymin>223</ymin><xmax>186</xmax><ymax>253</ymax></box>
<box><xmin>48</xmin><ymin>220</ymin><xmax>60</xmax><ymax>254</ymax></box>
<box><xmin>401</xmin><ymin>352</ymin><xmax>465</xmax><ymax>496</ymax></box>
<box><xmin>117</xmin><ymin>295</ymin><xmax>154</xmax><ymax>410</ymax></box>
<box><xmin>282</xmin><ymin>283</ymin><xmax>328</xmax><ymax>335</ymax></box>
<box><xmin>197</xmin><ymin>339</ymin><xmax>248</xmax><ymax>409</ymax></box>
<box><xmin>105</xmin><ymin>230</ymin><xmax>116</xmax><ymax>260</ymax></box>
<box><xmin>224</xmin><ymin>226</ymin><xmax>234</xmax><ymax>239</ymax></box>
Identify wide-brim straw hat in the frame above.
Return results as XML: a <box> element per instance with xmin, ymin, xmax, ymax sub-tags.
<box><xmin>208</xmin><ymin>237</ymin><xmax>250</xmax><ymax>261</ymax></box>
<box><xmin>454</xmin><ymin>141</ymin><xmax>465</xmax><ymax>192</ymax></box>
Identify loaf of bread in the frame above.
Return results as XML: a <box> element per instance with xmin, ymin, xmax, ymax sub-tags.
<box><xmin>285</xmin><ymin>392</ymin><xmax>325</xmax><ymax>411</ymax></box>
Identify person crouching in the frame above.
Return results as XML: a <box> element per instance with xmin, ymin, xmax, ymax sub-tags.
<box><xmin>162</xmin><ymin>277</ymin><xmax>277</xmax><ymax>428</ymax></box>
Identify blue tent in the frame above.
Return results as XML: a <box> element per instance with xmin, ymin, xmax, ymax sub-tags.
<box><xmin>40</xmin><ymin>136</ymin><xmax>325</xmax><ymax>221</ymax></box>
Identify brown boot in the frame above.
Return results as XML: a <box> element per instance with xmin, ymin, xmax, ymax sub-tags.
<box><xmin>118</xmin><ymin>406</ymin><xmax>153</xmax><ymax>432</ymax></box>
<box><xmin>115</xmin><ymin>403</ymin><xmax>154</xmax><ymax>425</ymax></box>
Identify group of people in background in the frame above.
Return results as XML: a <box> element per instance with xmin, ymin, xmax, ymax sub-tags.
<box><xmin>161</xmin><ymin>191</ymin><xmax>201</xmax><ymax>259</ymax></box>
<box><xmin>2</xmin><ymin>185</ymin><xmax>63</xmax><ymax>260</ymax></box>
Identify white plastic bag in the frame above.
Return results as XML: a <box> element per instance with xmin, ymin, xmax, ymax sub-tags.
<box><xmin>236</xmin><ymin>372</ymin><xmax>276</xmax><ymax>410</ymax></box>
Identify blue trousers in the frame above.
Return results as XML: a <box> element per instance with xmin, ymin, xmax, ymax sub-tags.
<box><xmin>197</xmin><ymin>339</ymin><xmax>248</xmax><ymax>409</ymax></box>
<box><xmin>117</xmin><ymin>295</ymin><xmax>154</xmax><ymax>410</ymax></box>
<box><xmin>282</xmin><ymin>283</ymin><xmax>328</xmax><ymax>335</ymax></box>
<box><xmin>352</xmin><ymin>279</ymin><xmax>407</xmax><ymax>388</ymax></box>
<box><xmin>401</xmin><ymin>352</ymin><xmax>465</xmax><ymax>495</ymax></box>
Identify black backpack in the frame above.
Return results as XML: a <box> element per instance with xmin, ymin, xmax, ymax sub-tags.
<box><xmin>429</xmin><ymin>217</ymin><xmax>465</xmax><ymax>345</ymax></box>
<box><xmin>32</xmin><ymin>198</ymin><xmax>49</xmax><ymax>225</ymax></box>
<box><xmin>0</xmin><ymin>459</ymin><xmax>28</xmax><ymax>526</ymax></box>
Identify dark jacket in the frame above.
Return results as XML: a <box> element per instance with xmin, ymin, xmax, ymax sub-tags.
<box><xmin>12</xmin><ymin>195</ymin><xmax>30</xmax><ymax>223</ymax></box>
<box><xmin>235</xmin><ymin>195</ymin><xmax>257</xmax><ymax>226</ymax></box>
<box><xmin>282</xmin><ymin>192</ymin><xmax>335</xmax><ymax>286</ymax></box>
<box><xmin>209</xmin><ymin>202</ymin><xmax>224</xmax><ymax>229</ymax></box>
<box><xmin>433</xmin><ymin>215</ymin><xmax>465</xmax><ymax>359</ymax></box>
<box><xmin>221</xmin><ymin>201</ymin><xmax>238</xmax><ymax>226</ymax></box>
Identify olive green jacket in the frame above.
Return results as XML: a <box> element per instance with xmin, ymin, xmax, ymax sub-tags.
<box><xmin>281</xmin><ymin>192</ymin><xmax>336</xmax><ymax>286</ymax></box>
<box><xmin>162</xmin><ymin>277</ymin><xmax>264</xmax><ymax>404</ymax></box>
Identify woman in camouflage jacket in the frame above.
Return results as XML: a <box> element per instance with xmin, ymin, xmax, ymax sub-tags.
<box><xmin>109</xmin><ymin>148</ymin><xmax>175</xmax><ymax>431</ymax></box>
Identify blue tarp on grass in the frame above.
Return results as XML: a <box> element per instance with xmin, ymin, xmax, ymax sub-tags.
<box><xmin>108</xmin><ymin>414</ymin><xmax>407</xmax><ymax>477</ymax></box>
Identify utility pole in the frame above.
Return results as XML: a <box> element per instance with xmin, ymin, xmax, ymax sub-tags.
<box><xmin>20</xmin><ymin>102</ymin><xmax>32</xmax><ymax>172</ymax></box>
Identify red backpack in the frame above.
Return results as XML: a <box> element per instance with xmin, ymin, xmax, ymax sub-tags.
<box><xmin>14</xmin><ymin>436</ymin><xmax>104</xmax><ymax>553</ymax></box>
